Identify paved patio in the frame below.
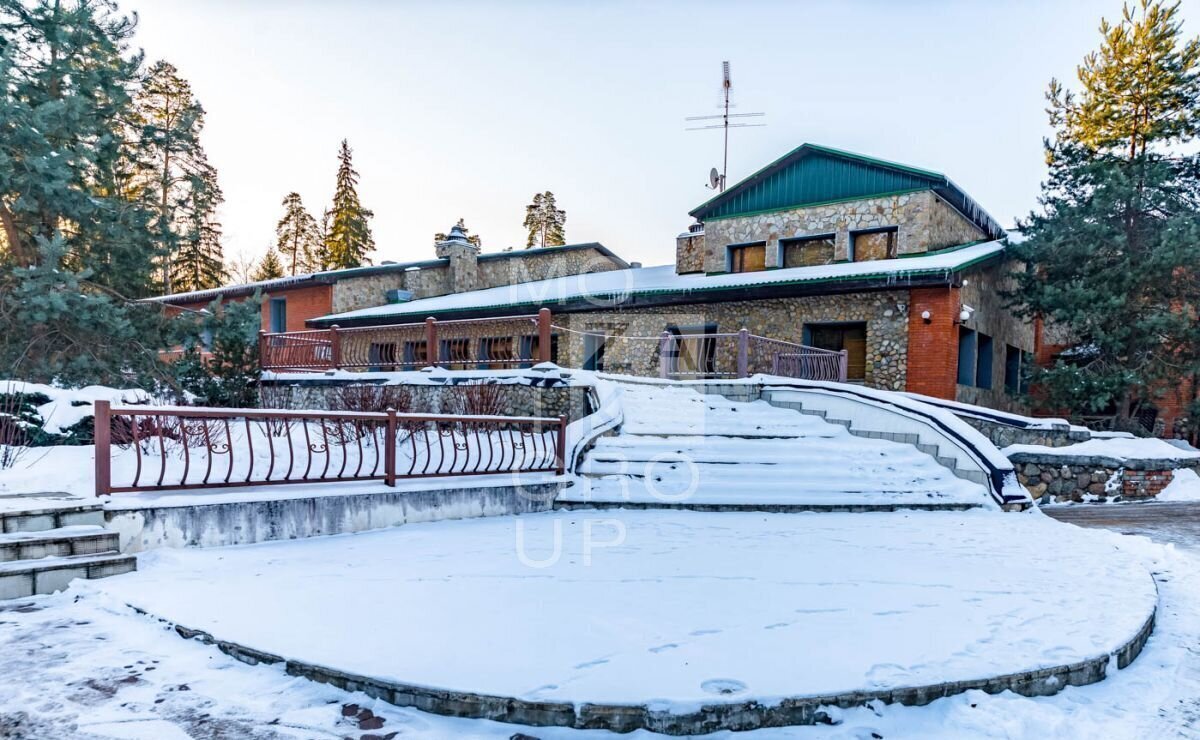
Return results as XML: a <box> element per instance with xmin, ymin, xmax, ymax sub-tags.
<box><xmin>1044</xmin><ymin>502</ymin><xmax>1200</xmax><ymax>552</ymax></box>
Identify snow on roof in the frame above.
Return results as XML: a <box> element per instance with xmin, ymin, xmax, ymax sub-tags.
<box><xmin>315</xmin><ymin>239</ymin><xmax>1007</xmax><ymax>324</ymax></box>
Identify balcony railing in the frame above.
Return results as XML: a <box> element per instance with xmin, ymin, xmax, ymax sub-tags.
<box><xmin>658</xmin><ymin>329</ymin><xmax>848</xmax><ymax>382</ymax></box>
<box><xmin>93</xmin><ymin>401</ymin><xmax>566</xmax><ymax>496</ymax></box>
<box><xmin>260</xmin><ymin>309</ymin><xmax>554</xmax><ymax>373</ymax></box>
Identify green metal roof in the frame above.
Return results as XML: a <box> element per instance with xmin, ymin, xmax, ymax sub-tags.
<box><xmin>689</xmin><ymin>144</ymin><xmax>1005</xmax><ymax>240</ymax></box>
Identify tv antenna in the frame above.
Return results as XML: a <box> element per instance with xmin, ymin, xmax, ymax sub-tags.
<box><xmin>686</xmin><ymin>61</ymin><xmax>765</xmax><ymax>191</ymax></box>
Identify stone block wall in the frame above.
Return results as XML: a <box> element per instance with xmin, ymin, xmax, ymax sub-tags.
<box><xmin>1009</xmin><ymin>452</ymin><xmax>1187</xmax><ymax>502</ymax></box>
<box><xmin>675</xmin><ymin>230</ymin><xmax>705</xmax><ymax>274</ymax></box>
<box><xmin>699</xmin><ymin>191</ymin><xmax>987</xmax><ymax>274</ymax></box>
<box><xmin>552</xmin><ymin>290</ymin><xmax>911</xmax><ymax>390</ymax></box>
<box><xmin>955</xmin><ymin>260</ymin><xmax>1036</xmax><ymax>413</ymax></box>
<box><xmin>261</xmin><ymin>377</ymin><xmax>592</xmax><ymax>421</ymax></box>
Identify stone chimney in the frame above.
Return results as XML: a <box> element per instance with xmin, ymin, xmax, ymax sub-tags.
<box><xmin>675</xmin><ymin>222</ymin><xmax>705</xmax><ymax>275</ymax></box>
<box><xmin>435</xmin><ymin>223</ymin><xmax>481</xmax><ymax>293</ymax></box>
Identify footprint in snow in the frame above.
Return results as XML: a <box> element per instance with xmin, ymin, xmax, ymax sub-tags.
<box><xmin>690</xmin><ymin>629</ymin><xmax>722</xmax><ymax>636</ymax></box>
<box><xmin>701</xmin><ymin>678</ymin><xmax>748</xmax><ymax>695</ymax></box>
<box><xmin>573</xmin><ymin>658</ymin><xmax>610</xmax><ymax>670</ymax></box>
<box><xmin>648</xmin><ymin>643</ymin><xmax>678</xmax><ymax>653</ymax></box>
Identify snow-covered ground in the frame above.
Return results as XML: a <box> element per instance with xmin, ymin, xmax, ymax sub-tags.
<box><xmin>1003</xmin><ymin>437</ymin><xmax>1200</xmax><ymax>461</ymax></box>
<box><xmin>90</xmin><ymin>510</ymin><xmax>1152</xmax><ymax>709</ymax></box>
<box><xmin>2</xmin><ymin>511</ymin><xmax>1198</xmax><ymax>738</ymax></box>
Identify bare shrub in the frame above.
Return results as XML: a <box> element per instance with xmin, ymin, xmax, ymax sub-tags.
<box><xmin>324</xmin><ymin>384</ymin><xmax>414</xmax><ymax>443</ymax></box>
<box><xmin>453</xmin><ymin>380</ymin><xmax>506</xmax><ymax>417</ymax></box>
<box><xmin>0</xmin><ymin>384</ymin><xmax>32</xmax><ymax>469</ymax></box>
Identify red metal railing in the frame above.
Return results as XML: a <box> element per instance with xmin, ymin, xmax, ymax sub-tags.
<box><xmin>261</xmin><ymin>309</ymin><xmax>554</xmax><ymax>372</ymax></box>
<box><xmin>93</xmin><ymin>401</ymin><xmax>566</xmax><ymax>496</ymax></box>
<box><xmin>658</xmin><ymin>329</ymin><xmax>848</xmax><ymax>382</ymax></box>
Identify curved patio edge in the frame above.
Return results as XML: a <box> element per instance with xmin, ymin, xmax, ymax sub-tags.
<box><xmin>128</xmin><ymin>597</ymin><xmax>1158</xmax><ymax>735</ymax></box>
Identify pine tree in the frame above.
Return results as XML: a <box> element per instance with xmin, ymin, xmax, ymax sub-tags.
<box><xmin>323</xmin><ymin>139</ymin><xmax>374</xmax><ymax>269</ymax></box>
<box><xmin>434</xmin><ymin>217</ymin><xmax>481</xmax><ymax>247</ymax></box>
<box><xmin>252</xmin><ymin>249</ymin><xmax>285</xmax><ymax>281</ymax></box>
<box><xmin>0</xmin><ymin>0</ymin><xmax>158</xmax><ymax>298</ymax></box>
<box><xmin>523</xmin><ymin>191</ymin><xmax>566</xmax><ymax>248</ymax></box>
<box><xmin>1008</xmin><ymin>0</ymin><xmax>1200</xmax><ymax>430</ymax></box>
<box><xmin>275</xmin><ymin>192</ymin><xmax>323</xmax><ymax>275</ymax></box>
<box><xmin>130</xmin><ymin>60</ymin><xmax>226</xmax><ymax>293</ymax></box>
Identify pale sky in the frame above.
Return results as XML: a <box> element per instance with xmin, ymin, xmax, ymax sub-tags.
<box><xmin>127</xmin><ymin>0</ymin><xmax>1196</xmax><ymax>271</ymax></box>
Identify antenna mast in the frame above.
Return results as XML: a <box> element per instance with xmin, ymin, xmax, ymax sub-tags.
<box><xmin>686</xmin><ymin>60</ymin><xmax>765</xmax><ymax>192</ymax></box>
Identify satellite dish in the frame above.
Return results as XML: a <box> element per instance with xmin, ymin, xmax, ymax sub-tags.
<box><xmin>708</xmin><ymin>167</ymin><xmax>721</xmax><ymax>189</ymax></box>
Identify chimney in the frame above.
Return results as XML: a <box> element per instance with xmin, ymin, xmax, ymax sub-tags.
<box><xmin>675</xmin><ymin>222</ymin><xmax>705</xmax><ymax>275</ymax></box>
<box><xmin>435</xmin><ymin>223</ymin><xmax>480</xmax><ymax>293</ymax></box>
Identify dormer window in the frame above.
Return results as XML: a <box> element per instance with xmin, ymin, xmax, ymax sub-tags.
<box><xmin>728</xmin><ymin>242</ymin><xmax>766</xmax><ymax>273</ymax></box>
<box><xmin>851</xmin><ymin>227</ymin><xmax>898</xmax><ymax>261</ymax></box>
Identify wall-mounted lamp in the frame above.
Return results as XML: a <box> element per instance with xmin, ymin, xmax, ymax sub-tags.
<box><xmin>921</xmin><ymin>310</ymin><xmax>932</xmax><ymax>324</ymax></box>
<box><xmin>956</xmin><ymin>305</ymin><xmax>976</xmax><ymax>324</ymax></box>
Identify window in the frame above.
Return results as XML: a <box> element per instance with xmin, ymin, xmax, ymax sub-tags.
<box><xmin>728</xmin><ymin>242</ymin><xmax>767</xmax><ymax>273</ymax></box>
<box><xmin>1020</xmin><ymin>351</ymin><xmax>1033</xmax><ymax>394</ymax></box>
<box><xmin>1005</xmin><ymin>345</ymin><xmax>1022</xmax><ymax>393</ymax></box>
<box><xmin>782</xmin><ymin>235</ymin><xmax>835</xmax><ymax>268</ymax></box>
<box><xmin>440</xmin><ymin>338</ymin><xmax>471</xmax><ymax>370</ymax></box>
<box><xmin>976</xmin><ymin>333</ymin><xmax>994</xmax><ymax>390</ymax></box>
<box><xmin>850</xmin><ymin>228</ymin><xmax>898</xmax><ymax>262</ymax></box>
<box><xmin>519</xmin><ymin>334</ymin><xmax>559</xmax><ymax>368</ymax></box>
<box><xmin>804</xmin><ymin>322</ymin><xmax>867</xmax><ymax>381</ymax></box>
<box><xmin>957</xmin><ymin>328</ymin><xmax>976</xmax><ymax>386</ymax></box>
<box><xmin>479</xmin><ymin>337</ymin><xmax>515</xmax><ymax>369</ymax></box>
<box><xmin>268</xmin><ymin>297</ymin><xmax>287</xmax><ymax>333</ymax></box>
<box><xmin>368</xmin><ymin>342</ymin><xmax>397</xmax><ymax>372</ymax></box>
<box><xmin>667</xmin><ymin>325</ymin><xmax>717</xmax><ymax>378</ymax></box>
<box><xmin>402</xmin><ymin>340</ymin><xmax>428</xmax><ymax>368</ymax></box>
<box><xmin>582</xmin><ymin>332</ymin><xmax>606</xmax><ymax>371</ymax></box>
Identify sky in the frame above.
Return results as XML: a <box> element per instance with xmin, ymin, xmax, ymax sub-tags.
<box><xmin>127</xmin><ymin>0</ymin><xmax>1198</xmax><ymax>271</ymax></box>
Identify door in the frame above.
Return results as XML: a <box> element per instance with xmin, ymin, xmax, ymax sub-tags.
<box><xmin>805</xmin><ymin>322</ymin><xmax>867</xmax><ymax>381</ymax></box>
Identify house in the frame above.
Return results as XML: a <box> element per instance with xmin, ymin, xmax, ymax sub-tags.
<box><xmin>152</xmin><ymin>233</ymin><xmax>629</xmax><ymax>333</ymax></box>
<box><xmin>303</xmin><ymin>144</ymin><xmax>1038</xmax><ymax>413</ymax></box>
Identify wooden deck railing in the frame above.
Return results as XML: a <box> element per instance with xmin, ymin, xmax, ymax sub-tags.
<box><xmin>658</xmin><ymin>329</ymin><xmax>848</xmax><ymax>382</ymax></box>
<box><xmin>261</xmin><ymin>309</ymin><xmax>554</xmax><ymax>372</ymax></box>
<box><xmin>93</xmin><ymin>401</ymin><xmax>566</xmax><ymax>496</ymax></box>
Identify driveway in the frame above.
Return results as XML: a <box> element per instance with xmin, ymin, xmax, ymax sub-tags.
<box><xmin>1043</xmin><ymin>502</ymin><xmax>1200</xmax><ymax>552</ymax></box>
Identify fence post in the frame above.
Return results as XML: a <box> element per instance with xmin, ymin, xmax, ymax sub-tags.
<box><xmin>839</xmin><ymin>349</ymin><xmax>849</xmax><ymax>382</ymax></box>
<box><xmin>385</xmin><ymin>408</ymin><xmax>397</xmax><ymax>486</ymax></box>
<box><xmin>425</xmin><ymin>317</ymin><xmax>439</xmax><ymax>366</ymax></box>
<box><xmin>94</xmin><ymin>400</ymin><xmax>111</xmax><ymax>497</ymax></box>
<box><xmin>737</xmin><ymin>328</ymin><xmax>750</xmax><ymax>379</ymax></box>
<box><xmin>537</xmin><ymin>308</ymin><xmax>552</xmax><ymax>364</ymax></box>
<box><xmin>329</xmin><ymin>325</ymin><xmax>341</xmax><ymax>370</ymax></box>
<box><xmin>658</xmin><ymin>331</ymin><xmax>672</xmax><ymax>379</ymax></box>
<box><xmin>258</xmin><ymin>330</ymin><xmax>268</xmax><ymax>370</ymax></box>
<box><xmin>556</xmin><ymin>414</ymin><xmax>568</xmax><ymax>475</ymax></box>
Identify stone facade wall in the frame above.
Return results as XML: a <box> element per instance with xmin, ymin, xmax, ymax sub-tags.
<box><xmin>552</xmin><ymin>290</ymin><xmax>911</xmax><ymax>390</ymax></box>
<box><xmin>957</xmin><ymin>416</ymin><xmax>1087</xmax><ymax>449</ymax></box>
<box><xmin>700</xmin><ymin>191</ymin><xmax>987</xmax><ymax>274</ymax></box>
<box><xmin>955</xmin><ymin>260</ymin><xmax>1036</xmax><ymax>413</ymax></box>
<box><xmin>261</xmin><ymin>378</ymin><xmax>592</xmax><ymax>421</ymax></box>
<box><xmin>477</xmin><ymin>248</ymin><xmax>624</xmax><ymax>290</ymax></box>
<box><xmin>331</xmin><ymin>267</ymin><xmax>452</xmax><ymax>314</ymax></box>
<box><xmin>1012</xmin><ymin>458</ymin><xmax>1175</xmax><ymax>503</ymax></box>
<box><xmin>675</xmin><ymin>230</ymin><xmax>705</xmax><ymax>274</ymax></box>
<box><xmin>329</xmin><ymin>247</ymin><xmax>625</xmax><ymax>316</ymax></box>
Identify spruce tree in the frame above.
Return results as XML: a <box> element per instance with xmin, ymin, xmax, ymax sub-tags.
<box><xmin>1008</xmin><ymin>0</ymin><xmax>1200</xmax><ymax>431</ymax></box>
<box><xmin>434</xmin><ymin>217</ymin><xmax>481</xmax><ymax>247</ymax></box>
<box><xmin>252</xmin><ymin>249</ymin><xmax>285</xmax><ymax>281</ymax></box>
<box><xmin>523</xmin><ymin>191</ymin><xmax>566</xmax><ymax>248</ymax></box>
<box><xmin>130</xmin><ymin>60</ymin><xmax>226</xmax><ymax>293</ymax></box>
<box><xmin>0</xmin><ymin>0</ymin><xmax>158</xmax><ymax>298</ymax></box>
<box><xmin>323</xmin><ymin>139</ymin><xmax>374</xmax><ymax>269</ymax></box>
<box><xmin>276</xmin><ymin>192</ymin><xmax>323</xmax><ymax>274</ymax></box>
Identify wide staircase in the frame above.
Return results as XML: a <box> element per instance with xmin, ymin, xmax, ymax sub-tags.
<box><xmin>0</xmin><ymin>495</ymin><xmax>135</xmax><ymax>600</ymax></box>
<box><xmin>561</xmin><ymin>381</ymin><xmax>995</xmax><ymax>510</ymax></box>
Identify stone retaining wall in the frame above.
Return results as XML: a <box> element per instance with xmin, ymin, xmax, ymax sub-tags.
<box><xmin>957</xmin><ymin>416</ymin><xmax>1088</xmax><ymax>449</ymax></box>
<box><xmin>1010</xmin><ymin>453</ymin><xmax>1183</xmax><ymax>503</ymax></box>
<box><xmin>260</xmin><ymin>377</ymin><xmax>592</xmax><ymax>421</ymax></box>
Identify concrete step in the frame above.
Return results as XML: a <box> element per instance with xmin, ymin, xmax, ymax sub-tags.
<box><xmin>0</xmin><ymin>551</ymin><xmax>136</xmax><ymax>600</ymax></box>
<box><xmin>0</xmin><ymin>503</ymin><xmax>104</xmax><ymax>534</ymax></box>
<box><xmin>0</xmin><ymin>526</ymin><xmax>120</xmax><ymax>562</ymax></box>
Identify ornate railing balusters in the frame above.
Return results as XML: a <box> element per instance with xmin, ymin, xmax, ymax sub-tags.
<box><xmin>94</xmin><ymin>403</ymin><xmax>566</xmax><ymax>494</ymax></box>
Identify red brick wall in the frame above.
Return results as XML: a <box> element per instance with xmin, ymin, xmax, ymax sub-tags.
<box><xmin>160</xmin><ymin>285</ymin><xmax>333</xmax><ymax>333</ymax></box>
<box><xmin>259</xmin><ymin>285</ymin><xmax>333</xmax><ymax>332</ymax></box>
<box><xmin>905</xmin><ymin>286</ymin><xmax>961</xmax><ymax>399</ymax></box>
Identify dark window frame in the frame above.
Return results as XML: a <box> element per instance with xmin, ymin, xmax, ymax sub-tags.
<box><xmin>726</xmin><ymin>241</ymin><xmax>768</xmax><ymax>273</ymax></box>
<box><xmin>976</xmin><ymin>333</ymin><xmax>994</xmax><ymax>390</ymax></box>
<box><xmin>849</xmin><ymin>226</ymin><xmax>899</xmax><ymax>262</ymax></box>
<box><xmin>780</xmin><ymin>233</ymin><xmax>837</xmax><ymax>268</ymax></box>
<box><xmin>268</xmin><ymin>297</ymin><xmax>287</xmax><ymax>333</ymax></box>
<box><xmin>957</xmin><ymin>327</ymin><xmax>977</xmax><ymax>386</ymax></box>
